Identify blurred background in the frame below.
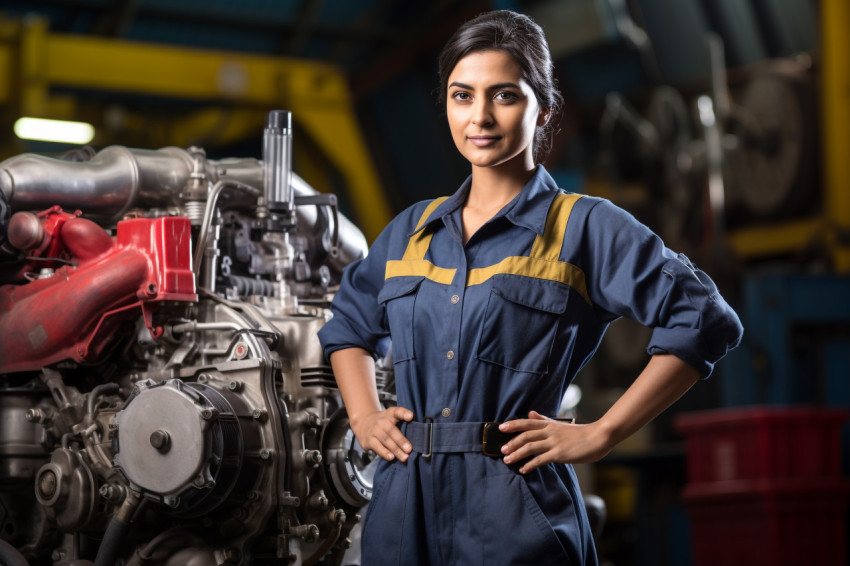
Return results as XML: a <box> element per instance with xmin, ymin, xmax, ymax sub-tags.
<box><xmin>0</xmin><ymin>0</ymin><xmax>847</xmax><ymax>564</ymax></box>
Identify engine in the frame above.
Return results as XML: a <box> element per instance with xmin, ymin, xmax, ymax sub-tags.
<box><xmin>0</xmin><ymin>111</ymin><xmax>392</xmax><ymax>566</ymax></box>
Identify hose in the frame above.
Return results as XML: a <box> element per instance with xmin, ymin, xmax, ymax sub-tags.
<box><xmin>86</xmin><ymin>383</ymin><xmax>120</xmax><ymax>416</ymax></box>
<box><xmin>94</xmin><ymin>490</ymin><xmax>140</xmax><ymax>566</ymax></box>
<box><xmin>93</xmin><ymin>515</ymin><xmax>131</xmax><ymax>566</ymax></box>
<box><xmin>0</xmin><ymin>539</ymin><xmax>29</xmax><ymax>566</ymax></box>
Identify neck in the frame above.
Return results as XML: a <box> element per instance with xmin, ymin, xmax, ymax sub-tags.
<box><xmin>467</xmin><ymin>159</ymin><xmax>536</xmax><ymax>210</ymax></box>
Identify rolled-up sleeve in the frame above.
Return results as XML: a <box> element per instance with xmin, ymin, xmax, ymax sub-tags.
<box><xmin>583</xmin><ymin>199</ymin><xmax>743</xmax><ymax>378</ymax></box>
<box><xmin>318</xmin><ymin>222</ymin><xmax>393</xmax><ymax>361</ymax></box>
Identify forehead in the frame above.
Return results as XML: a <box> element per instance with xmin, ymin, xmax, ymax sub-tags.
<box><xmin>448</xmin><ymin>50</ymin><xmax>524</xmax><ymax>84</ymax></box>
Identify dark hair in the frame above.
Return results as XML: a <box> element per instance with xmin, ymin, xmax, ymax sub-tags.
<box><xmin>438</xmin><ymin>10</ymin><xmax>563</xmax><ymax>163</ymax></box>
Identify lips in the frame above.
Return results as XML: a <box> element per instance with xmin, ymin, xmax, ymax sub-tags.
<box><xmin>467</xmin><ymin>135</ymin><xmax>501</xmax><ymax>147</ymax></box>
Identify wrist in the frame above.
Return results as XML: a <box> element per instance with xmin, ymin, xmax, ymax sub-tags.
<box><xmin>590</xmin><ymin>417</ymin><xmax>620</xmax><ymax>454</ymax></box>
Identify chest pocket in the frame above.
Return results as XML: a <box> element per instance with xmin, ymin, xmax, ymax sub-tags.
<box><xmin>377</xmin><ymin>276</ymin><xmax>424</xmax><ymax>363</ymax></box>
<box><xmin>477</xmin><ymin>277</ymin><xmax>569</xmax><ymax>374</ymax></box>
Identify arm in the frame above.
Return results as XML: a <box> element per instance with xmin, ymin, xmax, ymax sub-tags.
<box><xmin>330</xmin><ymin>347</ymin><xmax>414</xmax><ymax>463</ymax></box>
<box><xmin>499</xmin><ymin>353</ymin><xmax>699</xmax><ymax>474</ymax></box>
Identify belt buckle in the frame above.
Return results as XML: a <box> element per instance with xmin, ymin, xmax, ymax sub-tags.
<box><xmin>421</xmin><ymin>416</ymin><xmax>434</xmax><ymax>461</ymax></box>
<box><xmin>482</xmin><ymin>422</ymin><xmax>511</xmax><ymax>458</ymax></box>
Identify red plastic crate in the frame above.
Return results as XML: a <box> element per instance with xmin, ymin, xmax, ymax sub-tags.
<box><xmin>684</xmin><ymin>479</ymin><xmax>850</xmax><ymax>566</ymax></box>
<box><xmin>675</xmin><ymin>407</ymin><xmax>849</xmax><ymax>484</ymax></box>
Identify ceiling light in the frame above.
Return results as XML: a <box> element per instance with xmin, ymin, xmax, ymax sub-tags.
<box><xmin>14</xmin><ymin>117</ymin><xmax>95</xmax><ymax>144</ymax></box>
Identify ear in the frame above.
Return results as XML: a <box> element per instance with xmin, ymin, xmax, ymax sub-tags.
<box><xmin>537</xmin><ymin>107</ymin><xmax>551</xmax><ymax>128</ymax></box>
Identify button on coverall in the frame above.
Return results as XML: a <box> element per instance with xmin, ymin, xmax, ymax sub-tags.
<box><xmin>318</xmin><ymin>166</ymin><xmax>743</xmax><ymax>566</ymax></box>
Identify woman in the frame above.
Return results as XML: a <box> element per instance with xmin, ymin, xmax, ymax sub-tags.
<box><xmin>318</xmin><ymin>10</ymin><xmax>742</xmax><ymax>566</ymax></box>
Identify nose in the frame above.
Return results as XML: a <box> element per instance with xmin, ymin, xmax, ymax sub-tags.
<box><xmin>471</xmin><ymin>99</ymin><xmax>494</xmax><ymax>127</ymax></box>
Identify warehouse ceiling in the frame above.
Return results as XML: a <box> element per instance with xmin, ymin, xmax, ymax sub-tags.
<box><xmin>0</xmin><ymin>0</ymin><xmax>493</xmax><ymax>97</ymax></box>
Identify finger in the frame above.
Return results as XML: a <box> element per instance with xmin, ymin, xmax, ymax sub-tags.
<box><xmin>500</xmin><ymin>427</ymin><xmax>549</xmax><ymax>455</ymax></box>
<box><xmin>375</xmin><ymin>420</ymin><xmax>412</xmax><ymax>459</ymax></box>
<box><xmin>388</xmin><ymin>406</ymin><xmax>415</xmax><ymax>423</ymax></box>
<box><xmin>528</xmin><ymin>410</ymin><xmax>550</xmax><ymax>421</ymax></box>
<box><xmin>374</xmin><ymin>433</ymin><xmax>411</xmax><ymax>462</ymax></box>
<box><xmin>519</xmin><ymin>452</ymin><xmax>551</xmax><ymax>474</ymax></box>
<box><xmin>386</xmin><ymin>426</ymin><xmax>413</xmax><ymax>455</ymax></box>
<box><xmin>499</xmin><ymin>418</ymin><xmax>548</xmax><ymax>433</ymax></box>
<box><xmin>503</xmin><ymin>436</ymin><xmax>551</xmax><ymax>463</ymax></box>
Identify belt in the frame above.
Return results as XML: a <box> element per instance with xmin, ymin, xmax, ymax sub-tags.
<box><xmin>403</xmin><ymin>420</ymin><xmax>518</xmax><ymax>459</ymax></box>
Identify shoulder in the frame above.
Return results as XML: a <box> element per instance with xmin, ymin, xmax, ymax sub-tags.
<box><xmin>563</xmin><ymin>194</ymin><xmax>654</xmax><ymax>236</ymax></box>
<box><xmin>386</xmin><ymin>197</ymin><xmax>449</xmax><ymax>234</ymax></box>
<box><xmin>369</xmin><ymin>197</ymin><xmax>450</xmax><ymax>260</ymax></box>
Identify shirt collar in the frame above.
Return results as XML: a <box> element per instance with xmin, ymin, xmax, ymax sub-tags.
<box><xmin>407</xmin><ymin>165</ymin><xmax>561</xmax><ymax>237</ymax></box>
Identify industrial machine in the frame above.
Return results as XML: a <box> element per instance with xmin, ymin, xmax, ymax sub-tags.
<box><xmin>0</xmin><ymin>110</ymin><xmax>388</xmax><ymax>566</ymax></box>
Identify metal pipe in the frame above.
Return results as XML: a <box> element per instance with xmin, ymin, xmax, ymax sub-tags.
<box><xmin>0</xmin><ymin>146</ymin><xmax>193</xmax><ymax>222</ymax></box>
<box><xmin>192</xmin><ymin>180</ymin><xmax>261</xmax><ymax>274</ymax></box>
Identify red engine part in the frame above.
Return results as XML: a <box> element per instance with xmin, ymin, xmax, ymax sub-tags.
<box><xmin>0</xmin><ymin>215</ymin><xmax>196</xmax><ymax>373</ymax></box>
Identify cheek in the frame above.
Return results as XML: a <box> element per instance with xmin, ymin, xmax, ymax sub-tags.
<box><xmin>447</xmin><ymin>109</ymin><xmax>466</xmax><ymax>137</ymax></box>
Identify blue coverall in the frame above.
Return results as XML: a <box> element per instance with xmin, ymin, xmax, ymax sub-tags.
<box><xmin>318</xmin><ymin>166</ymin><xmax>743</xmax><ymax>566</ymax></box>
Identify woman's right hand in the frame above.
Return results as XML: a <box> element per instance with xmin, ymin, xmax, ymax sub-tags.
<box><xmin>351</xmin><ymin>407</ymin><xmax>415</xmax><ymax>463</ymax></box>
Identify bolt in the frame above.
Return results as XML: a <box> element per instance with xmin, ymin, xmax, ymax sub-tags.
<box><xmin>330</xmin><ymin>509</ymin><xmax>346</xmax><ymax>524</ymax></box>
<box><xmin>227</xmin><ymin>380</ymin><xmax>242</xmax><ymax>392</ymax></box>
<box><xmin>149</xmin><ymin>430</ymin><xmax>170</xmax><ymax>451</ymax></box>
<box><xmin>234</xmin><ymin>343</ymin><xmax>248</xmax><ymax>359</ymax></box>
<box><xmin>252</xmin><ymin>409</ymin><xmax>267</xmax><ymax>422</ymax></box>
<box><xmin>309</xmin><ymin>495</ymin><xmax>329</xmax><ymax>510</ymax></box>
<box><xmin>200</xmin><ymin>408</ymin><xmax>216</xmax><ymax>420</ymax></box>
<box><xmin>291</xmin><ymin>524</ymin><xmax>320</xmax><ymax>543</ymax></box>
<box><xmin>99</xmin><ymin>484</ymin><xmax>126</xmax><ymax>504</ymax></box>
<box><xmin>246</xmin><ymin>490</ymin><xmax>262</xmax><ymax>502</ymax></box>
<box><xmin>38</xmin><ymin>470</ymin><xmax>58</xmax><ymax>499</ymax></box>
<box><xmin>306</xmin><ymin>413</ymin><xmax>322</xmax><ymax>428</ymax></box>
<box><xmin>25</xmin><ymin>408</ymin><xmax>43</xmax><ymax>423</ymax></box>
<box><xmin>304</xmin><ymin>450</ymin><xmax>322</xmax><ymax>467</ymax></box>
<box><xmin>259</xmin><ymin>449</ymin><xmax>272</xmax><ymax>461</ymax></box>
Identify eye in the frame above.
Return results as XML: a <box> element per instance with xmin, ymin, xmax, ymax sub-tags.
<box><xmin>451</xmin><ymin>91</ymin><xmax>472</xmax><ymax>102</ymax></box>
<box><xmin>494</xmin><ymin>91</ymin><xmax>519</xmax><ymax>103</ymax></box>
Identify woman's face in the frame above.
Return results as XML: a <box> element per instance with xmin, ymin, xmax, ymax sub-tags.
<box><xmin>446</xmin><ymin>50</ymin><xmax>546</xmax><ymax>172</ymax></box>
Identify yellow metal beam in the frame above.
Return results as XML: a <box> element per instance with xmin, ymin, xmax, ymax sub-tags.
<box><xmin>0</xmin><ymin>15</ymin><xmax>391</xmax><ymax>241</ymax></box>
<box><xmin>727</xmin><ymin>217</ymin><xmax>823</xmax><ymax>259</ymax></box>
<box><xmin>296</xmin><ymin>103</ymin><xmax>392</xmax><ymax>243</ymax></box>
<box><xmin>821</xmin><ymin>0</ymin><xmax>850</xmax><ymax>272</ymax></box>
<box><xmin>44</xmin><ymin>33</ymin><xmax>346</xmax><ymax>107</ymax></box>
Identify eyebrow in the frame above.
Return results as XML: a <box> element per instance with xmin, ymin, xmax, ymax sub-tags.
<box><xmin>448</xmin><ymin>81</ymin><xmax>522</xmax><ymax>91</ymax></box>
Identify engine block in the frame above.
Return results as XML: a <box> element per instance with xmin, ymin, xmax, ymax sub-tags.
<box><xmin>0</xmin><ymin>111</ymin><xmax>386</xmax><ymax>566</ymax></box>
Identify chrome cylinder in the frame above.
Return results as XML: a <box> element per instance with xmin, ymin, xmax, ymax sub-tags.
<box><xmin>263</xmin><ymin>110</ymin><xmax>294</xmax><ymax>216</ymax></box>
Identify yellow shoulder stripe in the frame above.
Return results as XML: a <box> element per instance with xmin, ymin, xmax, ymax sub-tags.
<box><xmin>530</xmin><ymin>193</ymin><xmax>581</xmax><ymax>261</ymax></box>
<box><xmin>402</xmin><ymin>196</ymin><xmax>450</xmax><ymax>262</ymax></box>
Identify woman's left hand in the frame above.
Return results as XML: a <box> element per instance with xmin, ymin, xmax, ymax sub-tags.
<box><xmin>498</xmin><ymin>411</ymin><xmax>613</xmax><ymax>474</ymax></box>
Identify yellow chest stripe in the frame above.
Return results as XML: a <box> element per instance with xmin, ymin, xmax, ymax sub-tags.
<box><xmin>465</xmin><ymin>256</ymin><xmax>591</xmax><ymax>305</ymax></box>
<box><xmin>384</xmin><ymin>259</ymin><xmax>456</xmax><ymax>285</ymax></box>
